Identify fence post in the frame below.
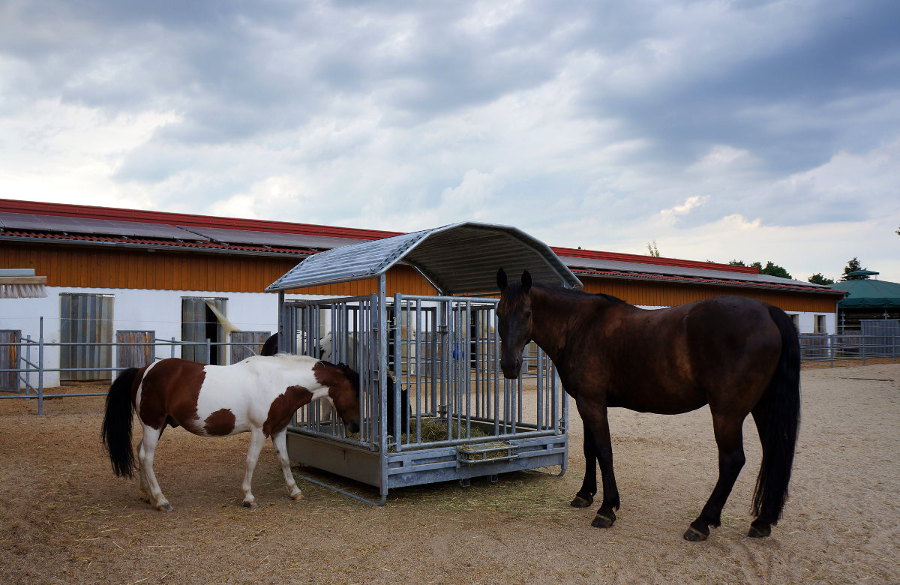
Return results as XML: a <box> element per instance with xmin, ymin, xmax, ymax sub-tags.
<box><xmin>24</xmin><ymin>334</ymin><xmax>31</xmax><ymax>395</ymax></box>
<box><xmin>38</xmin><ymin>317</ymin><xmax>45</xmax><ymax>415</ymax></box>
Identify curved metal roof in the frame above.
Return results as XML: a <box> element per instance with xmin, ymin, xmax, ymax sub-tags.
<box><xmin>830</xmin><ymin>279</ymin><xmax>900</xmax><ymax>308</ymax></box>
<box><xmin>266</xmin><ymin>222</ymin><xmax>582</xmax><ymax>295</ymax></box>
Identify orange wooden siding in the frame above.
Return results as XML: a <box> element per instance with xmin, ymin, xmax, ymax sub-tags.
<box><xmin>580</xmin><ymin>276</ymin><xmax>838</xmax><ymax>312</ymax></box>
<box><xmin>2</xmin><ymin>241</ymin><xmax>837</xmax><ymax>312</ymax></box>
<box><xmin>1</xmin><ymin>243</ymin><xmax>438</xmax><ymax>296</ymax></box>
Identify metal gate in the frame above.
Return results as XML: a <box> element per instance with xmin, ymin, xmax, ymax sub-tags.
<box><xmin>282</xmin><ymin>293</ymin><xmax>567</xmax><ymax>504</ymax></box>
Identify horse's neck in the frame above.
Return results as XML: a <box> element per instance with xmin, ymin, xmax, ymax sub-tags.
<box><xmin>528</xmin><ymin>288</ymin><xmax>578</xmax><ymax>363</ymax></box>
<box><xmin>529</xmin><ymin>288</ymin><xmax>617</xmax><ymax>364</ymax></box>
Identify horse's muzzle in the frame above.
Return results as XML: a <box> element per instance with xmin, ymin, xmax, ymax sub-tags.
<box><xmin>500</xmin><ymin>357</ymin><xmax>522</xmax><ymax>379</ymax></box>
<box><xmin>346</xmin><ymin>420</ymin><xmax>360</xmax><ymax>434</ymax></box>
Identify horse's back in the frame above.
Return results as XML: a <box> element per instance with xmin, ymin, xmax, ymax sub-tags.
<box><xmin>592</xmin><ymin>296</ymin><xmax>783</xmax><ymax>413</ymax></box>
<box><xmin>135</xmin><ymin>356</ymin><xmax>320</xmax><ymax>436</ymax></box>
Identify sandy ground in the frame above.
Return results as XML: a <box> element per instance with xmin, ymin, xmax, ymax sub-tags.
<box><xmin>1</xmin><ymin>364</ymin><xmax>898</xmax><ymax>585</ymax></box>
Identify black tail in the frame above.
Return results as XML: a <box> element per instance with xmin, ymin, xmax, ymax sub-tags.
<box><xmin>101</xmin><ymin>367</ymin><xmax>140</xmax><ymax>478</ymax></box>
<box><xmin>752</xmin><ymin>306</ymin><xmax>802</xmax><ymax>524</ymax></box>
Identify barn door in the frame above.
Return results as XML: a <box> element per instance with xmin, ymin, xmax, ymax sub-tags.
<box><xmin>182</xmin><ymin>297</ymin><xmax>227</xmax><ymax>364</ymax></box>
<box><xmin>0</xmin><ymin>330</ymin><xmax>21</xmax><ymax>391</ymax></box>
<box><xmin>60</xmin><ymin>293</ymin><xmax>114</xmax><ymax>382</ymax></box>
<box><xmin>116</xmin><ymin>330</ymin><xmax>155</xmax><ymax>369</ymax></box>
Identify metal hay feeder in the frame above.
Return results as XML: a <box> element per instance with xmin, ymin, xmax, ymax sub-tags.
<box><xmin>266</xmin><ymin>222</ymin><xmax>581</xmax><ymax>504</ymax></box>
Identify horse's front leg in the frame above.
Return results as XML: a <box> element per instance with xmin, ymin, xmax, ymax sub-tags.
<box><xmin>578</xmin><ymin>402</ymin><xmax>620</xmax><ymax>528</ymax></box>
<box><xmin>271</xmin><ymin>430</ymin><xmax>303</xmax><ymax>501</ymax></box>
<box><xmin>241</xmin><ymin>427</ymin><xmax>267</xmax><ymax>508</ymax></box>
<box><xmin>571</xmin><ymin>425</ymin><xmax>597</xmax><ymax>508</ymax></box>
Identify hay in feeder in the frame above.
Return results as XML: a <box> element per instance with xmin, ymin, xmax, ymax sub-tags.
<box><xmin>406</xmin><ymin>418</ymin><xmax>490</xmax><ymax>443</ymax></box>
<box><xmin>345</xmin><ymin>417</ymin><xmax>491</xmax><ymax>450</ymax></box>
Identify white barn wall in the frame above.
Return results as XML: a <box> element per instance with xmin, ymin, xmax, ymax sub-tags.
<box><xmin>3</xmin><ymin>290</ymin><xmax>838</xmax><ymax>389</ymax></box>
<box><xmin>1</xmin><ymin>287</ymin><xmax>333</xmax><ymax>388</ymax></box>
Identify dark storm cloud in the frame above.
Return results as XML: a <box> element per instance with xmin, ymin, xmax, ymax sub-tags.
<box><xmin>577</xmin><ymin>1</ymin><xmax>900</xmax><ymax>174</ymax></box>
<box><xmin>2</xmin><ymin>0</ymin><xmax>898</xmax><ymax>247</ymax></box>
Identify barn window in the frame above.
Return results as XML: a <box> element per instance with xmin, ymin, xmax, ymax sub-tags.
<box><xmin>788</xmin><ymin>314</ymin><xmax>799</xmax><ymax>331</ymax></box>
<box><xmin>181</xmin><ymin>297</ymin><xmax>229</xmax><ymax>365</ymax></box>
<box><xmin>60</xmin><ymin>293</ymin><xmax>114</xmax><ymax>382</ymax></box>
<box><xmin>814</xmin><ymin>314</ymin><xmax>827</xmax><ymax>334</ymax></box>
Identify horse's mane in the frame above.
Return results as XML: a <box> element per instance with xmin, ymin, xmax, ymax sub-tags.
<box><xmin>531</xmin><ymin>282</ymin><xmax>627</xmax><ymax>305</ymax></box>
<box><xmin>316</xmin><ymin>360</ymin><xmax>361</xmax><ymax>391</ymax></box>
<box><xmin>337</xmin><ymin>363</ymin><xmax>360</xmax><ymax>391</ymax></box>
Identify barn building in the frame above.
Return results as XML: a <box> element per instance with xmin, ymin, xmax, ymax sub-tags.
<box><xmin>0</xmin><ymin>198</ymin><xmax>842</xmax><ymax>388</ymax></box>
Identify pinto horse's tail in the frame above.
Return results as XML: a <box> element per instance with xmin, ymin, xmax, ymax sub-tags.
<box><xmin>752</xmin><ymin>306</ymin><xmax>801</xmax><ymax>525</ymax></box>
<box><xmin>101</xmin><ymin>367</ymin><xmax>140</xmax><ymax>478</ymax></box>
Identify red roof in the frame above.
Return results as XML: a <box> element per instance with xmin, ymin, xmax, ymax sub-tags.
<box><xmin>0</xmin><ymin>198</ymin><xmax>753</xmax><ymax>274</ymax></box>
<box><xmin>0</xmin><ymin>198</ymin><xmax>400</xmax><ymax>242</ymax></box>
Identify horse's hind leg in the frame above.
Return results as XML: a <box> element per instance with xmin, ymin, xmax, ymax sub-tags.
<box><xmin>571</xmin><ymin>426</ymin><xmax>597</xmax><ymax>508</ymax></box>
<box><xmin>136</xmin><ymin>439</ymin><xmax>150</xmax><ymax>501</ymax></box>
<box><xmin>684</xmin><ymin>414</ymin><xmax>746</xmax><ymax>541</ymax></box>
<box><xmin>241</xmin><ymin>427</ymin><xmax>267</xmax><ymax>508</ymax></box>
<box><xmin>272</xmin><ymin>430</ymin><xmax>302</xmax><ymax>501</ymax></box>
<box><xmin>137</xmin><ymin>426</ymin><xmax>172</xmax><ymax>511</ymax></box>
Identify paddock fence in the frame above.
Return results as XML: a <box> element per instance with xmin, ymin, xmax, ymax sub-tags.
<box><xmin>801</xmin><ymin>320</ymin><xmax>900</xmax><ymax>364</ymax></box>
<box><xmin>0</xmin><ymin>318</ymin><xmax>272</xmax><ymax>414</ymax></box>
<box><xmin>2</xmin><ymin>319</ymin><xmax>898</xmax><ymax>415</ymax></box>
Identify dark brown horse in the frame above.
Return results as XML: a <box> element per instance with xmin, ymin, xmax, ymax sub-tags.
<box><xmin>496</xmin><ymin>269</ymin><xmax>800</xmax><ymax>541</ymax></box>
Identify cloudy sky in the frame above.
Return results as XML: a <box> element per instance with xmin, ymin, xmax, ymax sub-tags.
<box><xmin>2</xmin><ymin>0</ymin><xmax>899</xmax><ymax>282</ymax></box>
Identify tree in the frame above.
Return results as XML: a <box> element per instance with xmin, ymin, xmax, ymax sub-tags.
<box><xmin>808</xmin><ymin>273</ymin><xmax>835</xmax><ymax>285</ymax></box>
<box><xmin>728</xmin><ymin>259</ymin><xmax>792</xmax><ymax>279</ymax></box>
<box><xmin>647</xmin><ymin>241</ymin><xmax>660</xmax><ymax>257</ymax></box>
<box><xmin>841</xmin><ymin>257</ymin><xmax>870</xmax><ymax>281</ymax></box>
<box><xmin>757</xmin><ymin>261</ymin><xmax>792</xmax><ymax>279</ymax></box>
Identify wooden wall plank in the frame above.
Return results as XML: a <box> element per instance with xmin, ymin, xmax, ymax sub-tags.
<box><xmin>1</xmin><ymin>242</ymin><xmax>837</xmax><ymax>312</ymax></box>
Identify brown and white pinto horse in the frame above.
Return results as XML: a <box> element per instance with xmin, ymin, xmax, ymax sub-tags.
<box><xmin>101</xmin><ymin>355</ymin><xmax>361</xmax><ymax>511</ymax></box>
<box><xmin>496</xmin><ymin>269</ymin><xmax>800</xmax><ymax>541</ymax></box>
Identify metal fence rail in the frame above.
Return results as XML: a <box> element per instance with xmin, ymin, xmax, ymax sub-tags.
<box><xmin>800</xmin><ymin>332</ymin><xmax>900</xmax><ymax>364</ymax></box>
<box><xmin>0</xmin><ymin>318</ymin><xmax>271</xmax><ymax>414</ymax></box>
<box><xmin>3</xmin><ymin>320</ymin><xmax>898</xmax><ymax>416</ymax></box>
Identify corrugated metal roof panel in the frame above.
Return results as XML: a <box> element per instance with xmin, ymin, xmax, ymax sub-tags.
<box><xmin>0</xmin><ymin>212</ymin><xmax>208</xmax><ymax>241</ymax></box>
<box><xmin>267</xmin><ymin>222</ymin><xmax>581</xmax><ymax>295</ymax></box>
<box><xmin>179</xmin><ymin>226</ymin><xmax>365</xmax><ymax>249</ymax></box>
<box><xmin>559</xmin><ymin>255</ymin><xmax>834</xmax><ymax>292</ymax></box>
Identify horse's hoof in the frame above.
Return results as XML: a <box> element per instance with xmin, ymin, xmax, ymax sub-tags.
<box><xmin>156</xmin><ymin>502</ymin><xmax>173</xmax><ymax>512</ymax></box>
<box><xmin>570</xmin><ymin>495</ymin><xmax>593</xmax><ymax>508</ymax></box>
<box><xmin>242</xmin><ymin>500</ymin><xmax>258</xmax><ymax>509</ymax></box>
<box><xmin>591</xmin><ymin>512</ymin><xmax>616</xmax><ymax>529</ymax></box>
<box><xmin>683</xmin><ymin>526</ymin><xmax>708</xmax><ymax>542</ymax></box>
<box><xmin>290</xmin><ymin>492</ymin><xmax>304</xmax><ymax>501</ymax></box>
<box><xmin>748</xmin><ymin>523</ymin><xmax>771</xmax><ymax>538</ymax></box>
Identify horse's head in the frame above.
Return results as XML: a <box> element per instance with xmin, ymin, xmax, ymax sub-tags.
<box><xmin>496</xmin><ymin>268</ymin><xmax>534</xmax><ymax>379</ymax></box>
<box><xmin>315</xmin><ymin>361</ymin><xmax>361</xmax><ymax>433</ymax></box>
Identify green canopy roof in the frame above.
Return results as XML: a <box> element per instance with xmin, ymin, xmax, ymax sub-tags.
<box><xmin>829</xmin><ymin>279</ymin><xmax>900</xmax><ymax>309</ymax></box>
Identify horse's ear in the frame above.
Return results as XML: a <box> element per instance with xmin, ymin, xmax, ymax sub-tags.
<box><xmin>497</xmin><ymin>268</ymin><xmax>508</xmax><ymax>291</ymax></box>
<box><xmin>521</xmin><ymin>270</ymin><xmax>532</xmax><ymax>292</ymax></box>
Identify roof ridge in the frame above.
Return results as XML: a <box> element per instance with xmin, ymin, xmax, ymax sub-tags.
<box><xmin>0</xmin><ymin>198</ymin><xmax>400</xmax><ymax>241</ymax></box>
